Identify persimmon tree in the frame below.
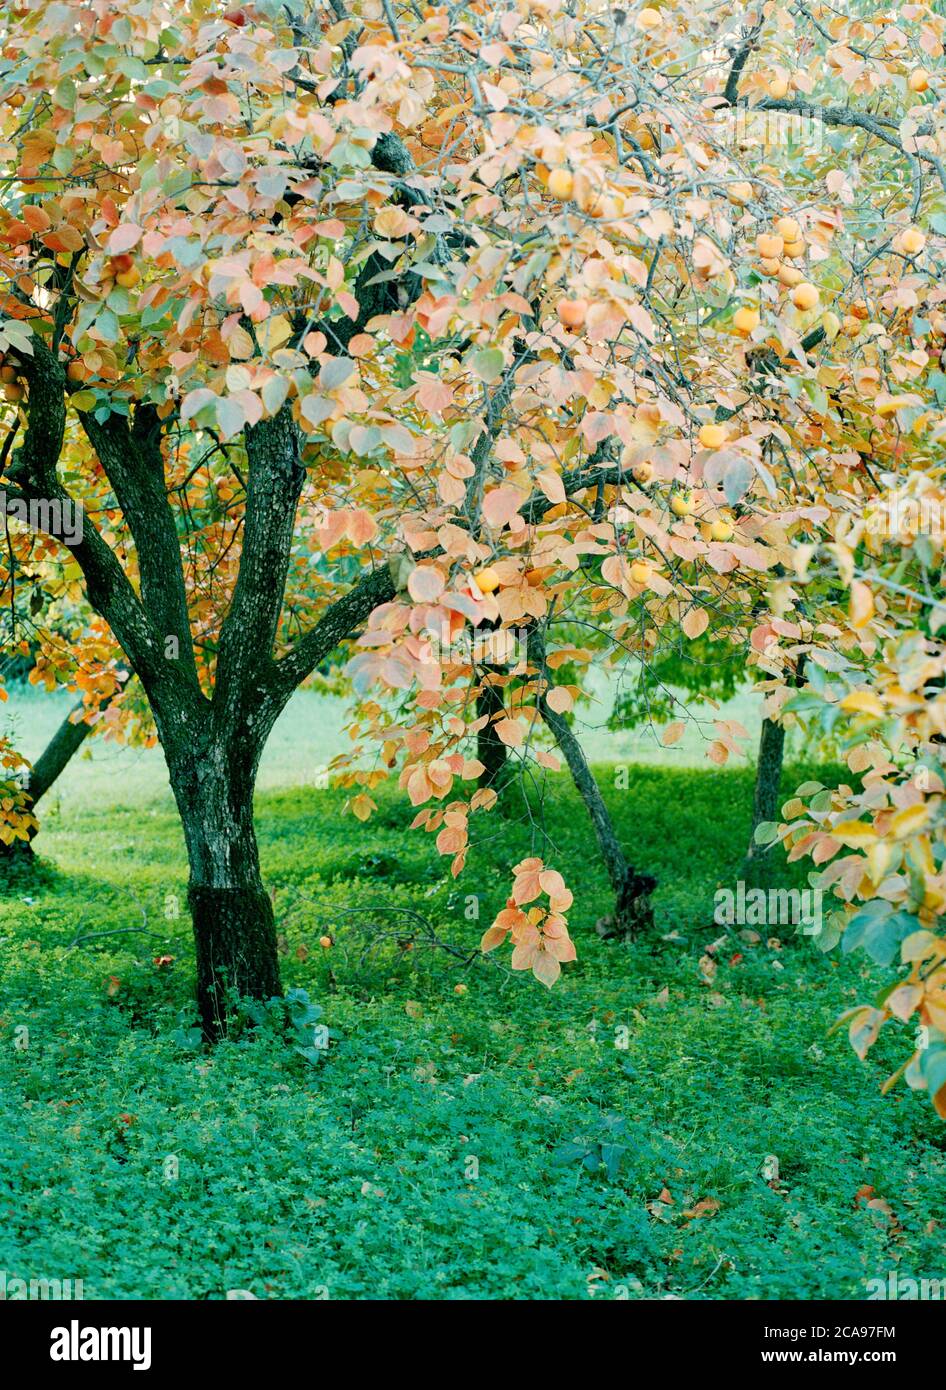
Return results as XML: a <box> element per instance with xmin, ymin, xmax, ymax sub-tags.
<box><xmin>2</xmin><ymin>0</ymin><xmax>945</xmax><ymax>1044</ymax></box>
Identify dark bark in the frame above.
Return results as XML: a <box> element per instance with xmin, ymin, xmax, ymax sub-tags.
<box><xmin>169</xmin><ymin>730</ymin><xmax>279</xmax><ymax>1040</ymax></box>
<box><xmin>81</xmin><ymin>409</ymin><xmax>199</xmax><ymax>686</ymax></box>
<box><xmin>528</xmin><ymin>628</ymin><xmax>655</xmax><ymax>938</ymax></box>
<box><xmin>215</xmin><ymin>407</ymin><xmax>305</xmax><ymax>729</ymax></box>
<box><xmin>744</xmin><ymin>659</ymin><xmax>805</xmax><ymax>886</ymax></box>
<box><xmin>190</xmin><ymin>884</ymin><xmax>280</xmax><ymax>1037</ymax></box>
<box><xmin>476</xmin><ymin>677</ymin><xmax>509</xmax><ymax>791</ymax></box>
<box><xmin>744</xmin><ymin>715</ymin><xmax>786</xmax><ymax>888</ymax></box>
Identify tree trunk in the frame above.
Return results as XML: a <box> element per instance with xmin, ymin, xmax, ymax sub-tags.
<box><xmin>169</xmin><ymin>738</ymin><xmax>281</xmax><ymax>1040</ymax></box>
<box><xmin>528</xmin><ymin>629</ymin><xmax>655</xmax><ymax>938</ymax></box>
<box><xmin>476</xmin><ymin>677</ymin><xmax>509</xmax><ymax>791</ymax></box>
<box><xmin>744</xmin><ymin>714</ymin><xmax>786</xmax><ymax>888</ymax></box>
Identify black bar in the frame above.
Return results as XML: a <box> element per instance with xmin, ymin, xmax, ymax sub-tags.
<box><xmin>3</xmin><ymin>1297</ymin><xmax>932</xmax><ymax>1375</ymax></box>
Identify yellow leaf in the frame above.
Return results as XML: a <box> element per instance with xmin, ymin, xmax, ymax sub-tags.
<box><xmin>888</xmin><ymin>803</ymin><xmax>930</xmax><ymax>839</ymax></box>
<box><xmin>849</xmin><ymin>580</ymin><xmax>874</xmax><ymax>630</ymax></box>
<box><xmin>832</xmin><ymin>818</ymin><xmax>877</xmax><ymax>846</ymax></box>
<box><xmin>839</xmin><ymin>690</ymin><xmax>883</xmax><ymax>718</ymax></box>
<box><xmin>257</xmin><ymin>314</ymin><xmax>292</xmax><ymax>353</ymax></box>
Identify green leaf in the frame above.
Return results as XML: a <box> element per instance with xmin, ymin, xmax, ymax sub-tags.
<box><xmin>471</xmin><ymin>348</ymin><xmax>505</xmax><ymax>384</ymax></box>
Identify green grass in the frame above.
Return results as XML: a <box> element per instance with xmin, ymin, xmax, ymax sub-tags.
<box><xmin>1</xmin><ymin>745</ymin><xmax>944</xmax><ymax>1300</ymax></box>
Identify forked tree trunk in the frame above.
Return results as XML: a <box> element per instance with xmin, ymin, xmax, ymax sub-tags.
<box><xmin>744</xmin><ymin>714</ymin><xmax>786</xmax><ymax>888</ymax></box>
<box><xmin>168</xmin><ymin>739</ymin><xmax>281</xmax><ymax>1039</ymax></box>
<box><xmin>528</xmin><ymin>629</ymin><xmax>655</xmax><ymax>937</ymax></box>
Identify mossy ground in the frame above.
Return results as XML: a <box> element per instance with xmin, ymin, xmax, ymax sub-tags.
<box><xmin>1</xmin><ymin>763</ymin><xmax>942</xmax><ymax>1300</ymax></box>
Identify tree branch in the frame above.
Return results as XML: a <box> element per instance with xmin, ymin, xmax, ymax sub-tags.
<box><xmin>3</xmin><ymin>336</ymin><xmax>204</xmax><ymax>726</ymax></box>
<box><xmin>81</xmin><ymin>405</ymin><xmax>199</xmax><ymax>688</ymax></box>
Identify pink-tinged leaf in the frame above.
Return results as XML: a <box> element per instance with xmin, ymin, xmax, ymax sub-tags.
<box><xmin>538</xmin><ymin>868</ymin><xmax>568</xmax><ymax>899</ymax></box>
<box><xmin>407</xmin><ymin>566</ymin><xmax>445</xmax><ymax>603</ymax></box>
<box><xmin>347</xmin><ymin>510</ymin><xmax>378</xmax><ymax>545</ymax></box>
<box><xmin>495</xmin><ymin>717</ymin><xmax>523</xmax><ymax>748</ymax></box>
<box><xmin>750</xmin><ymin>623</ymin><xmax>778</xmax><ymax>653</ymax></box>
<box><xmin>682</xmin><ymin>606</ymin><xmax>709</xmax><ymax>639</ymax></box>
<box><xmin>317</xmin><ymin>510</ymin><xmax>348</xmax><ymax>550</ymax></box>
<box><xmin>482</xmin><ymin>80</ymin><xmax>509</xmax><ymax>111</ymax></box>
<box><xmin>811</xmin><ymin>835</ymin><xmax>840</xmax><ymax>865</ymax></box>
<box><xmin>482</xmin><ymin>486</ymin><xmax>523</xmax><ymax>529</ymax></box>
<box><xmin>512</xmin><ymin>866</ymin><xmax>543</xmax><ymax>905</ymax></box>
<box><xmin>887</xmin><ymin>984</ymin><xmax>922</xmax><ymax>1023</ymax></box>
<box><xmin>239</xmin><ymin>281</ymin><xmax>265</xmax><ymax>317</ymax></box>
<box><xmin>511</xmin><ymin>940</ymin><xmax>539</xmax><ymax>971</ymax></box>
<box><xmin>581</xmin><ymin>411</ymin><xmax>614</xmax><ymax>444</ymax></box>
<box><xmin>494</xmin><ymin>906</ymin><xmax>529</xmax><ymax>931</ymax></box>
<box><xmin>436</xmin><ymin>825</ymin><xmax>466</xmax><ymax>855</ymax></box>
<box><xmin>415</xmin><ymin>377</ymin><xmax>454</xmax><ymax>415</ymax></box>
<box><xmin>662</xmin><ymin>721</ymin><xmax>685</xmax><ymax>746</ymax></box>
<box><xmin>382</xmin><ymin>655</ymin><xmax>414</xmax><ymax>690</ymax></box>
<box><xmin>545</xmin><ymin>930</ymin><xmax>577</xmax><ymax>963</ymax></box>
<box><xmin>108</xmin><ymin>223</ymin><xmax>143</xmax><ymax>254</ymax></box>
<box><xmin>532</xmin><ymin>949</ymin><xmax>561</xmax><ymax>988</ymax></box>
<box><xmin>541</xmin><ymin>886</ymin><xmax>573</xmax><ymax>915</ymax></box>
<box><xmin>627</xmin><ymin>303</ymin><xmax>657</xmax><ymax>340</ymax></box>
<box><xmin>601</xmin><ymin>554</ymin><xmax>629</xmax><ymax>589</ymax></box>
<box><xmin>180</xmin><ymin>388</ymin><xmax>217</xmax><ymax>423</ymax></box>
<box><xmin>536</xmin><ymin>469</ymin><xmax>566</xmax><ymax>504</ymax></box>
<box><xmin>542</xmin><ymin>913</ymin><xmax>569</xmax><ymax>940</ymax></box>
<box><xmin>480</xmin><ymin>925</ymin><xmax>508</xmax><ymax>952</ymax></box>
<box><xmin>545</xmin><ymin>686</ymin><xmax>573</xmax><ymax>714</ymax></box>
